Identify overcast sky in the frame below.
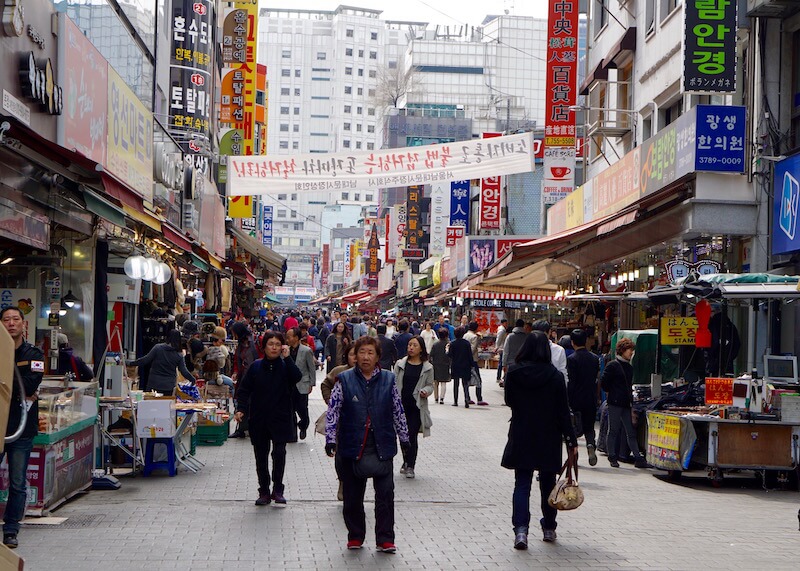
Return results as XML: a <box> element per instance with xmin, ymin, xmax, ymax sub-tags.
<box><xmin>260</xmin><ymin>0</ymin><xmax>549</xmax><ymax>27</ymax></box>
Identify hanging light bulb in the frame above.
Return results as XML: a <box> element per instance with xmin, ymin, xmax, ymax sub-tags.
<box><xmin>628</xmin><ymin>270</ymin><xmax>634</xmax><ymax>282</ymax></box>
<box><xmin>648</xmin><ymin>264</ymin><xmax>656</xmax><ymax>277</ymax></box>
<box><xmin>142</xmin><ymin>257</ymin><xmax>160</xmax><ymax>281</ymax></box>
<box><xmin>124</xmin><ymin>255</ymin><xmax>148</xmax><ymax>280</ymax></box>
<box><xmin>610</xmin><ymin>274</ymin><xmax>617</xmax><ymax>286</ymax></box>
<box><xmin>62</xmin><ymin>290</ymin><xmax>78</xmax><ymax>308</ymax></box>
<box><xmin>634</xmin><ymin>268</ymin><xmax>641</xmax><ymax>280</ymax></box>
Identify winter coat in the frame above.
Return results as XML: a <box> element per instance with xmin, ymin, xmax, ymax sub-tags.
<box><xmin>447</xmin><ymin>338</ymin><xmax>475</xmax><ymax>379</ymax></box>
<box><xmin>290</xmin><ymin>343</ymin><xmax>317</xmax><ymax>394</ymax></box>
<box><xmin>502</xmin><ymin>327</ymin><xmax>528</xmax><ymax>368</ymax></box>
<box><xmin>394</xmin><ymin>332</ymin><xmax>413</xmax><ymax>359</ymax></box>
<box><xmin>236</xmin><ymin>357</ymin><xmax>302</xmax><ymax>442</ymax></box>
<box><xmin>324</xmin><ymin>334</ymin><xmax>350</xmax><ymax>372</ymax></box>
<box><xmin>601</xmin><ymin>357</ymin><xmax>634</xmax><ymax>408</ymax></box>
<box><xmin>502</xmin><ymin>361</ymin><xmax>577</xmax><ymax>473</ymax></box>
<box><xmin>566</xmin><ymin>348</ymin><xmax>600</xmax><ymax>410</ymax></box>
<box><xmin>10</xmin><ymin>342</ymin><xmax>44</xmax><ymax>438</ymax></box>
<box><xmin>394</xmin><ymin>358</ymin><xmax>434</xmax><ymax>437</ymax></box>
<box><xmin>464</xmin><ymin>330</ymin><xmax>481</xmax><ymax>362</ymax></box>
<box><xmin>429</xmin><ymin>339</ymin><xmax>451</xmax><ymax>381</ymax></box>
<box><xmin>130</xmin><ymin>343</ymin><xmax>195</xmax><ymax>392</ymax></box>
<box><xmin>57</xmin><ymin>347</ymin><xmax>94</xmax><ymax>381</ymax></box>
<box><xmin>378</xmin><ymin>335</ymin><xmax>397</xmax><ymax>370</ymax></box>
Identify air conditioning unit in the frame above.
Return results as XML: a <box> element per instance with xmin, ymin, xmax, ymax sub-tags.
<box><xmin>183</xmin><ymin>203</ymin><xmax>197</xmax><ymax>228</ymax></box>
<box><xmin>747</xmin><ymin>0</ymin><xmax>800</xmax><ymax>18</ymax></box>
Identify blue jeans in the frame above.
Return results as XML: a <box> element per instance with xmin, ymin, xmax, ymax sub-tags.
<box><xmin>512</xmin><ymin>469</ymin><xmax>557</xmax><ymax>533</ymax></box>
<box><xmin>1</xmin><ymin>436</ymin><xmax>34</xmax><ymax>535</ymax></box>
<box><xmin>219</xmin><ymin>374</ymin><xmax>235</xmax><ymax>394</ymax></box>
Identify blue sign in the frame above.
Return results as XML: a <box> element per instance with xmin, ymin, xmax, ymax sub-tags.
<box><xmin>450</xmin><ymin>180</ymin><xmax>470</xmax><ymax>228</ymax></box>
<box><xmin>262</xmin><ymin>206</ymin><xmax>273</xmax><ymax>248</ymax></box>
<box><xmin>694</xmin><ymin>105</ymin><xmax>745</xmax><ymax>173</ymax></box>
<box><xmin>773</xmin><ymin>153</ymin><xmax>800</xmax><ymax>255</ymax></box>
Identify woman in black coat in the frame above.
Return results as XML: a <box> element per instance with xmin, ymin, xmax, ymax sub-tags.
<box><xmin>128</xmin><ymin>330</ymin><xmax>195</xmax><ymax>394</ymax></box>
<box><xmin>447</xmin><ymin>326</ymin><xmax>476</xmax><ymax>408</ymax></box>
<box><xmin>234</xmin><ymin>331</ymin><xmax>302</xmax><ymax>506</ymax></box>
<box><xmin>324</xmin><ymin>322</ymin><xmax>352</xmax><ymax>373</ymax></box>
<box><xmin>502</xmin><ymin>331</ymin><xmax>577</xmax><ymax>549</ymax></box>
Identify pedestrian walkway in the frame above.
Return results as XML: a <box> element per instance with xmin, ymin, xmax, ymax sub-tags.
<box><xmin>15</xmin><ymin>369</ymin><xmax>799</xmax><ymax>570</ymax></box>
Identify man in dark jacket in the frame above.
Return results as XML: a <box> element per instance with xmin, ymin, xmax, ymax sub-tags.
<box><xmin>502</xmin><ymin>319</ymin><xmax>528</xmax><ymax>379</ymax></box>
<box><xmin>566</xmin><ymin>329</ymin><xmax>601</xmax><ymax>466</ymax></box>
<box><xmin>1</xmin><ymin>307</ymin><xmax>44</xmax><ymax>548</ymax></box>
<box><xmin>393</xmin><ymin>320</ymin><xmax>413</xmax><ymax>359</ymax></box>
<box><xmin>376</xmin><ymin>324</ymin><xmax>397</xmax><ymax>370</ymax></box>
<box><xmin>56</xmin><ymin>334</ymin><xmax>94</xmax><ymax>381</ymax></box>
<box><xmin>231</xmin><ymin>321</ymin><xmax>260</xmax><ymax>438</ymax></box>
<box><xmin>448</xmin><ymin>327</ymin><xmax>475</xmax><ymax>407</ymax></box>
<box><xmin>235</xmin><ymin>331</ymin><xmax>302</xmax><ymax>505</ymax></box>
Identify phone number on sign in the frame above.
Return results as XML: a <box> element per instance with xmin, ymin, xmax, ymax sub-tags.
<box><xmin>697</xmin><ymin>157</ymin><xmax>742</xmax><ymax>165</ymax></box>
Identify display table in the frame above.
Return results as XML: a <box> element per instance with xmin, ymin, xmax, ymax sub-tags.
<box><xmin>0</xmin><ymin>380</ymin><xmax>99</xmax><ymax>517</ymax></box>
<box><xmin>646</xmin><ymin>410</ymin><xmax>800</xmax><ymax>484</ymax></box>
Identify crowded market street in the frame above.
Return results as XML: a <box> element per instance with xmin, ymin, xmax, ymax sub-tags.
<box><xmin>14</xmin><ymin>369</ymin><xmax>799</xmax><ymax>571</ymax></box>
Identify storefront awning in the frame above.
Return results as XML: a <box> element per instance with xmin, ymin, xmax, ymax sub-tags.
<box><xmin>82</xmin><ymin>189</ymin><xmax>126</xmax><ymax>227</ymax></box>
<box><xmin>230</xmin><ymin>226</ymin><xmax>285</xmax><ymax>277</ymax></box>
<box><xmin>162</xmin><ymin>224</ymin><xmax>195</xmax><ymax>253</ymax></box>
<box><xmin>481</xmin><ymin>258</ymin><xmax>578</xmax><ymax>291</ymax></box>
<box><xmin>341</xmin><ymin>290</ymin><xmax>371</xmax><ymax>303</ymax></box>
<box><xmin>459</xmin><ymin>286</ymin><xmax>554</xmax><ymax>301</ymax></box>
<box><xmin>122</xmin><ymin>205</ymin><xmax>162</xmax><ymax>233</ymax></box>
<box><xmin>264</xmin><ymin>293</ymin><xmax>280</xmax><ymax>303</ymax></box>
<box><xmin>224</xmin><ymin>261</ymin><xmax>256</xmax><ymax>284</ymax></box>
<box><xmin>190</xmin><ymin>252</ymin><xmax>209</xmax><ymax>272</ymax></box>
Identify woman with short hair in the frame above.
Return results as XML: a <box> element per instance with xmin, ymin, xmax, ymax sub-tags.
<box><xmin>128</xmin><ymin>329</ymin><xmax>195</xmax><ymax>395</ymax></box>
<box><xmin>393</xmin><ymin>336</ymin><xmax>434</xmax><ymax>479</ymax></box>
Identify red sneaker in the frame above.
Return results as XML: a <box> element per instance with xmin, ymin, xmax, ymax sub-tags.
<box><xmin>477</xmin><ymin>401</ymin><xmax>489</xmax><ymax>406</ymax></box>
<box><xmin>347</xmin><ymin>540</ymin><xmax>363</xmax><ymax>550</ymax></box>
<box><xmin>376</xmin><ymin>542</ymin><xmax>396</xmax><ymax>553</ymax></box>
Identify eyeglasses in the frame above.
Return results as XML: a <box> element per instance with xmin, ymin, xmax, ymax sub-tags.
<box><xmin>265</xmin><ymin>342</ymin><xmax>283</xmax><ymax>348</ymax></box>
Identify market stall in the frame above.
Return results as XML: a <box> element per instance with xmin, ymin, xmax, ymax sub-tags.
<box><xmin>0</xmin><ymin>379</ymin><xmax>99</xmax><ymax>516</ymax></box>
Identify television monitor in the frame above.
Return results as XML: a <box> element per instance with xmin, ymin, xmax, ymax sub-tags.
<box><xmin>763</xmin><ymin>354</ymin><xmax>798</xmax><ymax>383</ymax></box>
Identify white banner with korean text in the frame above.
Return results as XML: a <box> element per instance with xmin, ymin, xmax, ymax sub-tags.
<box><xmin>228</xmin><ymin>132</ymin><xmax>536</xmax><ymax>195</ymax></box>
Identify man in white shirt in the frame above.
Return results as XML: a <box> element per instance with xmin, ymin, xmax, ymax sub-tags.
<box><xmin>532</xmin><ymin>320</ymin><xmax>569</xmax><ymax>384</ymax></box>
<box><xmin>494</xmin><ymin>318</ymin><xmax>508</xmax><ymax>383</ymax></box>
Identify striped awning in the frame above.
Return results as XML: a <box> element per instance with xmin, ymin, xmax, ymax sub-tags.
<box><xmin>459</xmin><ymin>287</ymin><xmax>553</xmax><ymax>301</ymax></box>
<box><xmin>341</xmin><ymin>290</ymin><xmax>371</xmax><ymax>303</ymax></box>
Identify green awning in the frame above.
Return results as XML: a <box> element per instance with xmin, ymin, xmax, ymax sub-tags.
<box><xmin>83</xmin><ymin>189</ymin><xmax>126</xmax><ymax>227</ymax></box>
<box><xmin>190</xmin><ymin>252</ymin><xmax>209</xmax><ymax>272</ymax></box>
<box><xmin>264</xmin><ymin>293</ymin><xmax>279</xmax><ymax>303</ymax></box>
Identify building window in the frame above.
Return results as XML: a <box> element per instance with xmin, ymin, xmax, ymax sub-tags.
<box><xmin>355</xmin><ymin>141</ymin><xmax>362</xmax><ymax>149</ymax></box>
<box><xmin>346</xmin><ymin>28</ymin><xmax>354</xmax><ymax>37</ymax></box>
<box><xmin>277</xmin><ymin>194</ymin><xmax>287</xmax><ymax>201</ymax></box>
<box><xmin>369</xmin><ymin>69</ymin><xmax>376</xmax><ymax>78</ymax></box>
<box><xmin>294</xmin><ymin>223</ymin><xmax>302</xmax><ymax>231</ymax></box>
<box><xmin>367</xmin><ymin>124</ymin><xmax>375</xmax><ymax>133</ymax></box>
<box><xmin>345</xmin><ymin>47</ymin><xmax>353</xmax><ymax>56</ymax></box>
<box><xmin>281</xmin><ymin>68</ymin><xmax>290</xmax><ymax>77</ymax></box>
<box><xmin>356</xmin><ymin>124</ymin><xmax>362</xmax><ymax>132</ymax></box>
<box><xmin>661</xmin><ymin>0</ymin><xmax>680</xmax><ymax>22</ymax></box>
<box><xmin>280</xmin><ymin>123</ymin><xmax>289</xmax><ymax>131</ymax></box>
<box><xmin>343</xmin><ymin>122</ymin><xmax>351</xmax><ymax>131</ymax></box>
<box><xmin>294</xmin><ymin>107</ymin><xmax>300</xmax><ymax>115</ymax></box>
<box><xmin>357</xmin><ymin>88</ymin><xmax>363</xmax><ymax>96</ymax></box>
<box><xmin>291</xmin><ymin>193</ymin><xmax>297</xmax><ymax>201</ymax></box>
<box><xmin>294</xmin><ymin>88</ymin><xmax>301</xmax><ymax>96</ymax></box>
<box><xmin>282</xmin><ymin>224</ymin><xmax>289</xmax><ymax>230</ymax></box>
<box><xmin>282</xmin><ymin>49</ymin><xmax>291</xmax><ymax>58</ymax></box>
<box><xmin>345</xmin><ymin>66</ymin><xmax>352</xmax><ymax>75</ymax></box>
<box><xmin>366</xmin><ymin>194</ymin><xmax>373</xmax><ymax>201</ymax></box>
<box><xmin>279</xmin><ymin>141</ymin><xmax>288</xmax><ymax>149</ymax></box>
<box><xmin>342</xmin><ymin>192</ymin><xmax>349</xmax><ymax>200</ymax></box>
<box><xmin>358</xmin><ymin>68</ymin><xmax>364</xmax><ymax>77</ymax></box>
<box><xmin>293</xmin><ymin>124</ymin><xmax>300</xmax><ymax>132</ymax></box>
<box><xmin>344</xmin><ymin>86</ymin><xmax>352</xmax><ymax>94</ymax></box>
<box><xmin>593</xmin><ymin>0</ymin><xmax>608</xmax><ymax>35</ymax></box>
<box><xmin>280</xmin><ymin>106</ymin><xmax>289</xmax><ymax>114</ymax></box>
<box><xmin>367</xmin><ymin>142</ymin><xmax>374</xmax><ymax>150</ymax></box>
<box><xmin>354</xmin><ymin>193</ymin><xmax>360</xmax><ymax>201</ymax></box>
<box><xmin>356</xmin><ymin>106</ymin><xmax>362</xmax><ymax>114</ymax></box>
<box><xmin>388</xmin><ymin>60</ymin><xmax>397</xmax><ymax>69</ymax></box>
<box><xmin>370</xmin><ymin>31</ymin><xmax>378</xmax><ymax>40</ymax></box>
<box><xmin>358</xmin><ymin>49</ymin><xmax>364</xmax><ymax>58</ymax></box>
<box><xmin>344</xmin><ymin>105</ymin><xmax>351</xmax><ymax>113</ymax></box>
<box><xmin>343</xmin><ymin>140</ymin><xmax>350</xmax><ymax>148</ymax></box>
<box><xmin>369</xmin><ymin>51</ymin><xmax>377</xmax><ymax>60</ymax></box>
<box><xmin>292</xmin><ymin>141</ymin><xmax>299</xmax><ymax>150</ymax></box>
<box><xmin>317</xmin><ymin>52</ymin><xmax>327</xmax><ymax>60</ymax></box>
<box><xmin>291</xmin><ymin>210</ymin><xmax>297</xmax><ymax>218</ymax></box>
<box><xmin>645</xmin><ymin>0</ymin><xmax>656</xmax><ymax>34</ymax></box>
<box><xmin>278</xmin><ymin>209</ymin><xmax>287</xmax><ymax>217</ymax></box>
<box><xmin>295</xmin><ymin>69</ymin><xmax>301</xmax><ymax>77</ymax></box>
<box><xmin>273</xmin><ymin>237</ymin><xmax>282</xmax><ymax>246</ymax></box>
<box><xmin>281</xmin><ymin>87</ymin><xmax>290</xmax><ymax>96</ymax></box>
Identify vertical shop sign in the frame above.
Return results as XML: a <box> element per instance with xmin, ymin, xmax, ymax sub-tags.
<box><xmin>694</xmin><ymin>105</ymin><xmax>745</xmax><ymax>173</ymax></box>
<box><xmin>169</xmin><ymin>0</ymin><xmax>213</xmax><ymax>146</ymax></box>
<box><xmin>367</xmin><ymin>223</ymin><xmax>381</xmax><ymax>290</ymax></box>
<box><xmin>58</xmin><ymin>15</ymin><xmax>108</xmax><ymax>166</ymax></box>
<box><xmin>388</xmin><ymin>205</ymin><xmax>405</xmax><ymax>264</ymax></box>
<box><xmin>479</xmin><ymin>176</ymin><xmax>502</xmax><ymax>230</ymax></box>
<box><xmin>107</xmin><ymin>67</ymin><xmax>153</xmax><ymax>202</ymax></box>
<box><xmin>683</xmin><ymin>0</ymin><xmax>737</xmax><ymax>93</ymax></box>
<box><xmin>429</xmin><ymin>183</ymin><xmax>448</xmax><ymax>256</ymax></box>
<box><xmin>450</xmin><ymin>180</ymin><xmax>470</xmax><ymax>228</ymax></box>
<box><xmin>343</xmin><ymin>240</ymin><xmax>352</xmax><ymax>283</ymax></box>
<box><xmin>403</xmin><ymin>186</ymin><xmax>423</xmax><ymax>250</ymax></box>
<box><xmin>262</xmin><ymin>205</ymin><xmax>273</xmax><ymax>248</ymax></box>
<box><xmin>445</xmin><ymin>225</ymin><xmax>465</xmax><ymax>247</ymax></box>
<box><xmin>220</xmin><ymin>1</ymin><xmax>258</xmax><ymax>155</ymax></box>
<box><xmin>321</xmin><ymin>244</ymin><xmax>330</xmax><ymax>289</ymax></box>
<box><xmin>545</xmin><ymin>0</ymin><xmax>578</xmax><ymax>149</ymax></box>
<box><xmin>542</xmin><ymin>146</ymin><xmax>576</xmax><ymax>204</ymax></box>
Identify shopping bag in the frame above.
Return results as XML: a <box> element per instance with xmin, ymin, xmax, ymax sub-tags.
<box><xmin>314</xmin><ymin>412</ymin><xmax>326</xmax><ymax>436</ymax></box>
<box><xmin>469</xmin><ymin>366</ymin><xmax>481</xmax><ymax>387</ymax></box>
<box><xmin>548</xmin><ymin>454</ymin><xmax>584</xmax><ymax>510</ymax></box>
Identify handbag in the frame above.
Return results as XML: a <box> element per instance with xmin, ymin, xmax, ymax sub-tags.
<box><xmin>548</xmin><ymin>453</ymin><xmax>584</xmax><ymax>511</ymax></box>
<box><xmin>314</xmin><ymin>412</ymin><xmax>326</xmax><ymax>436</ymax></box>
<box><xmin>352</xmin><ymin>417</ymin><xmax>392</xmax><ymax>479</ymax></box>
<box><xmin>469</xmin><ymin>366</ymin><xmax>481</xmax><ymax>387</ymax></box>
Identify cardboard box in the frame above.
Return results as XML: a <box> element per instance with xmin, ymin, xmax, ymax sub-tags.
<box><xmin>0</xmin><ymin>326</ymin><xmax>14</xmax><ymax>454</ymax></box>
<box><xmin>136</xmin><ymin>400</ymin><xmax>176</xmax><ymax>438</ymax></box>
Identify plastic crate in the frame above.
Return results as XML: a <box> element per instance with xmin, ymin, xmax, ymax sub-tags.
<box><xmin>197</xmin><ymin>421</ymin><xmax>229</xmax><ymax>446</ymax></box>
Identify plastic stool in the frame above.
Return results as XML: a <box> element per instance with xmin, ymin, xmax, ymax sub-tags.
<box><xmin>143</xmin><ymin>438</ymin><xmax>177</xmax><ymax>477</ymax></box>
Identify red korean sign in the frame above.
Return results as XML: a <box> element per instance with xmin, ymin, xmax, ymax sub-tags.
<box><xmin>479</xmin><ymin>132</ymin><xmax>503</xmax><ymax>230</ymax></box>
<box><xmin>545</xmin><ymin>0</ymin><xmax>578</xmax><ymax>149</ymax></box>
<box><xmin>705</xmin><ymin>377</ymin><xmax>734</xmax><ymax>406</ymax></box>
<box><xmin>497</xmin><ymin>239</ymin><xmax>529</xmax><ymax>258</ymax></box>
<box><xmin>446</xmin><ymin>225</ymin><xmax>465</xmax><ymax>247</ymax></box>
<box><xmin>321</xmin><ymin>244</ymin><xmax>330</xmax><ymax>288</ymax></box>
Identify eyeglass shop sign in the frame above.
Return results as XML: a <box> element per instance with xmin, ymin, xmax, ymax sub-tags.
<box><xmin>683</xmin><ymin>0</ymin><xmax>737</xmax><ymax>93</ymax></box>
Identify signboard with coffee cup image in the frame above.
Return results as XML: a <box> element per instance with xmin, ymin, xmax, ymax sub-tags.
<box><xmin>543</xmin><ymin>146</ymin><xmax>576</xmax><ymax>204</ymax></box>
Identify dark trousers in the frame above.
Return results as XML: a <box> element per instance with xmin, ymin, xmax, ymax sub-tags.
<box><xmin>291</xmin><ymin>388</ymin><xmax>310</xmax><ymax>432</ymax></box>
<box><xmin>496</xmin><ymin>352</ymin><xmax>504</xmax><ymax>380</ymax></box>
<box><xmin>512</xmin><ymin>469</ymin><xmax>557</xmax><ymax>533</ymax></box>
<box><xmin>573</xmin><ymin>405</ymin><xmax>597</xmax><ymax>447</ymax></box>
<box><xmin>452</xmin><ymin>375</ymin><xmax>470</xmax><ymax>404</ymax></box>
<box><xmin>607</xmin><ymin>404</ymin><xmax>642</xmax><ymax>461</ymax></box>
<box><xmin>251</xmin><ymin>429</ymin><xmax>287</xmax><ymax>494</ymax></box>
<box><xmin>0</xmin><ymin>436</ymin><xmax>34</xmax><ymax>535</ymax></box>
<box><xmin>402</xmin><ymin>403</ymin><xmax>421</xmax><ymax>468</ymax></box>
<box><xmin>336</xmin><ymin>455</ymin><xmax>395</xmax><ymax>543</ymax></box>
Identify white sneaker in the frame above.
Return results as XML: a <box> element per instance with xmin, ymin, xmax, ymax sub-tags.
<box><xmin>405</xmin><ymin>467</ymin><xmax>415</xmax><ymax>479</ymax></box>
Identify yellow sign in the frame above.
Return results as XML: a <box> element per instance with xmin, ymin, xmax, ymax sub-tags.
<box><xmin>647</xmin><ymin>412</ymin><xmax>681</xmax><ymax>452</ymax></box>
<box><xmin>565</xmin><ymin>185</ymin><xmax>584</xmax><ymax>229</ymax></box>
<box><xmin>660</xmin><ymin>316</ymin><xmax>698</xmax><ymax>345</ymax></box>
<box><xmin>228</xmin><ymin>196</ymin><xmax>253</xmax><ymax>218</ymax></box>
<box><xmin>107</xmin><ymin>67</ymin><xmax>153</xmax><ymax>202</ymax></box>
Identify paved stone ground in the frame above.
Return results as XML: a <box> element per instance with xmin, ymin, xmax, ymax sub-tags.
<box><xmin>14</xmin><ymin>369</ymin><xmax>800</xmax><ymax>570</ymax></box>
